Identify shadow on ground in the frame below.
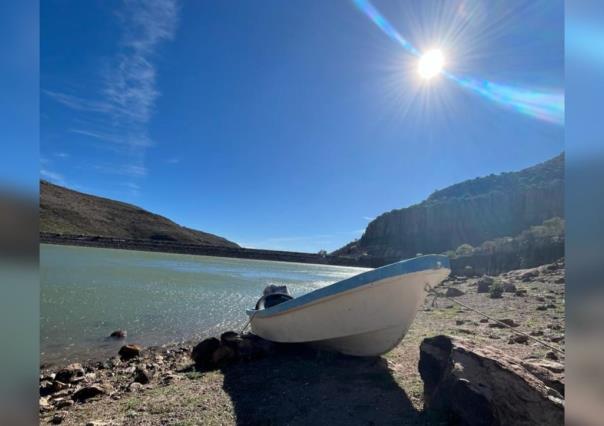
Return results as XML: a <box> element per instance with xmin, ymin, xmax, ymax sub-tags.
<box><xmin>219</xmin><ymin>344</ymin><xmax>426</xmax><ymax>426</ymax></box>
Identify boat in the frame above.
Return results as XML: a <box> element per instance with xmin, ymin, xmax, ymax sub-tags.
<box><xmin>246</xmin><ymin>254</ymin><xmax>450</xmax><ymax>356</ymax></box>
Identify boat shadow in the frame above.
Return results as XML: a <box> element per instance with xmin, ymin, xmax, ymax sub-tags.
<box><xmin>220</xmin><ymin>344</ymin><xmax>423</xmax><ymax>425</ymax></box>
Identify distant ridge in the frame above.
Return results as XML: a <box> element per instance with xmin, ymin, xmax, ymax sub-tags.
<box><xmin>40</xmin><ymin>180</ymin><xmax>239</xmax><ymax>248</ymax></box>
<box><xmin>334</xmin><ymin>154</ymin><xmax>564</xmax><ymax>260</ymax></box>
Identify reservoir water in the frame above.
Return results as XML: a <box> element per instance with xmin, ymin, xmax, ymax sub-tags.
<box><xmin>40</xmin><ymin>244</ymin><xmax>368</xmax><ymax>365</ymax></box>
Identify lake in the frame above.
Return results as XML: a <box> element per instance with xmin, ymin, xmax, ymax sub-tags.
<box><xmin>40</xmin><ymin>244</ymin><xmax>368</xmax><ymax>365</ymax></box>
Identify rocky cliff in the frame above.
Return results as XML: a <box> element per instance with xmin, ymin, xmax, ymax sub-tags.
<box><xmin>335</xmin><ymin>154</ymin><xmax>564</xmax><ymax>259</ymax></box>
<box><xmin>40</xmin><ymin>180</ymin><xmax>239</xmax><ymax>248</ymax></box>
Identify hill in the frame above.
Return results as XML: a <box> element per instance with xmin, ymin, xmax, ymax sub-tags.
<box><xmin>40</xmin><ymin>180</ymin><xmax>239</xmax><ymax>248</ymax></box>
<box><xmin>334</xmin><ymin>154</ymin><xmax>564</xmax><ymax>260</ymax></box>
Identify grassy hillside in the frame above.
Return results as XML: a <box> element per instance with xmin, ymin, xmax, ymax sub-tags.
<box><xmin>40</xmin><ymin>180</ymin><xmax>239</xmax><ymax>248</ymax></box>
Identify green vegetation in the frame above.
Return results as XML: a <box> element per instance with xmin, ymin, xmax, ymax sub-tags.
<box><xmin>489</xmin><ymin>282</ymin><xmax>504</xmax><ymax>299</ymax></box>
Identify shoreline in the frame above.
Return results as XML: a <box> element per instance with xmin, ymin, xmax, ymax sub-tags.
<box><xmin>40</xmin><ymin>233</ymin><xmax>385</xmax><ymax>268</ymax></box>
<box><xmin>40</xmin><ymin>260</ymin><xmax>565</xmax><ymax>425</ymax></box>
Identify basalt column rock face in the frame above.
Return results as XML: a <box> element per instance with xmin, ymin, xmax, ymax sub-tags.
<box><xmin>335</xmin><ymin>154</ymin><xmax>564</xmax><ymax>260</ymax></box>
<box><xmin>418</xmin><ymin>335</ymin><xmax>564</xmax><ymax>426</ymax></box>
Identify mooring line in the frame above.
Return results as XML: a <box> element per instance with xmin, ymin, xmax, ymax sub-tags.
<box><xmin>424</xmin><ymin>283</ymin><xmax>565</xmax><ymax>355</ymax></box>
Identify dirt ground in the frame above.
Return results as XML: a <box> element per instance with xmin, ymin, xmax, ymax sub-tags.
<box><xmin>40</xmin><ymin>262</ymin><xmax>565</xmax><ymax>425</ymax></box>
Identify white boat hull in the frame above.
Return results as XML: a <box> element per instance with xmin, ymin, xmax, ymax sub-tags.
<box><xmin>248</xmin><ymin>257</ymin><xmax>449</xmax><ymax>356</ymax></box>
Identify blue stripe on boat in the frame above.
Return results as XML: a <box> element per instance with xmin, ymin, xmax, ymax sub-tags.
<box><xmin>247</xmin><ymin>254</ymin><xmax>450</xmax><ymax>318</ymax></box>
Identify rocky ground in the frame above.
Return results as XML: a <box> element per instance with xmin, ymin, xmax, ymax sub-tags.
<box><xmin>39</xmin><ymin>260</ymin><xmax>565</xmax><ymax>425</ymax></box>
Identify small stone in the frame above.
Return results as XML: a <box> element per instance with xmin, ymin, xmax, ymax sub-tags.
<box><xmin>55</xmin><ymin>398</ymin><xmax>74</xmax><ymax>409</ymax></box>
<box><xmin>545</xmin><ymin>351</ymin><xmax>559</xmax><ymax>361</ymax></box>
<box><xmin>550</xmin><ymin>336</ymin><xmax>564</xmax><ymax>343</ymax></box>
<box><xmin>86</xmin><ymin>421</ymin><xmax>108</xmax><ymax>426</ymax></box>
<box><xmin>455</xmin><ymin>320</ymin><xmax>466</xmax><ymax>326</ymax></box>
<box><xmin>445</xmin><ymin>287</ymin><xmax>465</xmax><ymax>297</ymax></box>
<box><xmin>134</xmin><ymin>367</ymin><xmax>151</xmax><ymax>384</ymax></box>
<box><xmin>530</xmin><ymin>330</ymin><xmax>544</xmax><ymax>336</ymax></box>
<box><xmin>52</xmin><ymin>411</ymin><xmax>67</xmax><ymax>424</ymax></box>
<box><xmin>479</xmin><ymin>318</ymin><xmax>489</xmax><ymax>323</ymax></box>
<box><xmin>39</xmin><ymin>397</ymin><xmax>51</xmax><ymax>412</ymax></box>
<box><xmin>119</xmin><ymin>344</ymin><xmax>142</xmax><ymax>360</ymax></box>
<box><xmin>55</xmin><ymin>363</ymin><xmax>85</xmax><ymax>383</ymax></box>
<box><xmin>536</xmin><ymin>305</ymin><xmax>548</xmax><ymax>311</ymax></box>
<box><xmin>521</xmin><ymin>270</ymin><xmax>540</xmax><ymax>282</ymax></box>
<box><xmin>161</xmin><ymin>374</ymin><xmax>181</xmax><ymax>384</ymax></box>
<box><xmin>127</xmin><ymin>382</ymin><xmax>143</xmax><ymax>392</ymax></box>
<box><xmin>489</xmin><ymin>319</ymin><xmax>520</xmax><ymax>328</ymax></box>
<box><xmin>508</xmin><ymin>334</ymin><xmax>529</xmax><ymax>345</ymax></box>
<box><xmin>515</xmin><ymin>289</ymin><xmax>528</xmax><ymax>297</ymax></box>
<box><xmin>109</xmin><ymin>330</ymin><xmax>127</xmax><ymax>339</ymax></box>
<box><xmin>72</xmin><ymin>384</ymin><xmax>106</xmax><ymax>402</ymax></box>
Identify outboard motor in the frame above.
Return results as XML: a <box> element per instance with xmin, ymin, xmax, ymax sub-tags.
<box><xmin>255</xmin><ymin>284</ymin><xmax>293</xmax><ymax>310</ymax></box>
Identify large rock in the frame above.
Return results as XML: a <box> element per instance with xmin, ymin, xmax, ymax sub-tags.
<box><xmin>191</xmin><ymin>337</ymin><xmax>220</xmax><ymax>367</ymax></box>
<box><xmin>419</xmin><ymin>335</ymin><xmax>564</xmax><ymax>425</ymax></box>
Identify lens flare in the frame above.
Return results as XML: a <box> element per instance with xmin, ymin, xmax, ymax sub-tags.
<box><xmin>352</xmin><ymin>0</ymin><xmax>564</xmax><ymax>125</ymax></box>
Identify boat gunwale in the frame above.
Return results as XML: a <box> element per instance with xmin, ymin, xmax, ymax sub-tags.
<box><xmin>246</xmin><ymin>254</ymin><xmax>450</xmax><ymax>319</ymax></box>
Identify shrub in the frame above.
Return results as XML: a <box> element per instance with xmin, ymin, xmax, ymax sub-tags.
<box><xmin>489</xmin><ymin>281</ymin><xmax>504</xmax><ymax>299</ymax></box>
<box><xmin>455</xmin><ymin>243</ymin><xmax>474</xmax><ymax>257</ymax></box>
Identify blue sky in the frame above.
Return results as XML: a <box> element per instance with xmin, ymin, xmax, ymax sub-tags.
<box><xmin>1</xmin><ymin>1</ymin><xmax>37</xmax><ymax>194</ymax></box>
<box><xmin>40</xmin><ymin>0</ymin><xmax>564</xmax><ymax>252</ymax></box>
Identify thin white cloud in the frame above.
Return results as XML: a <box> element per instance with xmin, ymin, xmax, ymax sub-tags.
<box><xmin>363</xmin><ymin>216</ymin><xmax>375</xmax><ymax>221</ymax></box>
<box><xmin>54</xmin><ymin>152</ymin><xmax>69</xmax><ymax>158</ymax></box>
<box><xmin>166</xmin><ymin>157</ymin><xmax>180</xmax><ymax>164</ymax></box>
<box><xmin>40</xmin><ymin>169</ymin><xmax>66</xmax><ymax>185</ymax></box>
<box><xmin>43</xmin><ymin>0</ymin><xmax>179</xmax><ymax>185</ymax></box>
<box><xmin>94</xmin><ymin>164</ymin><xmax>148</xmax><ymax>177</ymax></box>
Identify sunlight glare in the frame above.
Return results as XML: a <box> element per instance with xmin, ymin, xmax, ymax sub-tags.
<box><xmin>418</xmin><ymin>49</ymin><xmax>445</xmax><ymax>80</ymax></box>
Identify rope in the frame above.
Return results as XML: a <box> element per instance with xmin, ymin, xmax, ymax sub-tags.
<box><xmin>424</xmin><ymin>283</ymin><xmax>565</xmax><ymax>355</ymax></box>
<box><xmin>239</xmin><ymin>310</ymin><xmax>257</xmax><ymax>334</ymax></box>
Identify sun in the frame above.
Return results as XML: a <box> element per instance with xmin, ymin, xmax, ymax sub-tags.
<box><xmin>418</xmin><ymin>49</ymin><xmax>445</xmax><ymax>80</ymax></box>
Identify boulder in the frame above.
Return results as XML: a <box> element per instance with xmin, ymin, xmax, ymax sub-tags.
<box><xmin>445</xmin><ymin>287</ymin><xmax>465</xmax><ymax>297</ymax></box>
<box><xmin>476</xmin><ymin>276</ymin><xmax>494</xmax><ymax>293</ymax></box>
<box><xmin>72</xmin><ymin>384</ymin><xmax>106</xmax><ymax>402</ymax></box>
<box><xmin>502</xmin><ymin>281</ymin><xmax>517</xmax><ymax>293</ymax></box>
<box><xmin>118</xmin><ymin>344</ymin><xmax>142</xmax><ymax>360</ymax></box>
<box><xmin>419</xmin><ymin>335</ymin><xmax>564</xmax><ymax>426</ymax></box>
<box><xmin>191</xmin><ymin>337</ymin><xmax>220</xmax><ymax>367</ymax></box>
<box><xmin>55</xmin><ymin>363</ymin><xmax>85</xmax><ymax>384</ymax></box>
